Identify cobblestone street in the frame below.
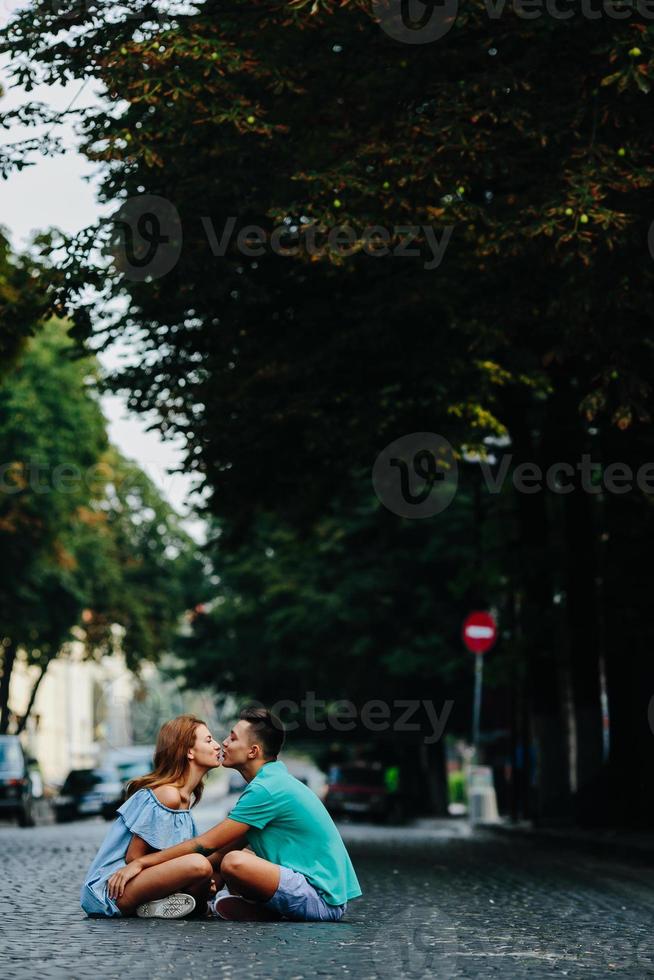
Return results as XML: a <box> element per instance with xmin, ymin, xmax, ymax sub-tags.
<box><xmin>1</xmin><ymin>807</ymin><xmax>653</xmax><ymax>980</ymax></box>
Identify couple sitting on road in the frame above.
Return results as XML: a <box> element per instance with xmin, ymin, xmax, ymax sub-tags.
<box><xmin>80</xmin><ymin>708</ymin><xmax>361</xmax><ymax>922</ymax></box>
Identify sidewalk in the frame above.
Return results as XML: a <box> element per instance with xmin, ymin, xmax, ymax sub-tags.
<box><xmin>479</xmin><ymin>818</ymin><xmax>654</xmax><ymax>865</ymax></box>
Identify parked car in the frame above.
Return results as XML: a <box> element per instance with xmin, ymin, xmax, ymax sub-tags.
<box><xmin>227</xmin><ymin>769</ymin><xmax>247</xmax><ymax>794</ymax></box>
<box><xmin>284</xmin><ymin>757</ymin><xmax>328</xmax><ymax>799</ymax></box>
<box><xmin>325</xmin><ymin>764</ymin><xmax>396</xmax><ymax>822</ymax></box>
<box><xmin>0</xmin><ymin>735</ymin><xmax>37</xmax><ymax>827</ymax></box>
<box><xmin>226</xmin><ymin>757</ymin><xmax>325</xmax><ymax>797</ymax></box>
<box><xmin>101</xmin><ymin>759</ymin><xmax>154</xmax><ymax>820</ymax></box>
<box><xmin>104</xmin><ymin>746</ymin><xmax>155</xmax><ymax>778</ymax></box>
<box><xmin>54</xmin><ymin>767</ymin><xmax>124</xmax><ymax>823</ymax></box>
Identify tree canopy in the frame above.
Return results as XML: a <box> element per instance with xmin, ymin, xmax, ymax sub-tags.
<box><xmin>4</xmin><ymin>3</ymin><xmax>653</xmax><ymax>528</ymax></box>
<box><xmin>3</xmin><ymin>2</ymin><xmax>654</xmax><ymax>823</ymax></box>
<box><xmin>0</xmin><ymin>314</ymin><xmax>209</xmax><ymax>732</ymax></box>
<box><xmin>0</xmin><ymin>231</ymin><xmax>51</xmax><ymax>373</ymax></box>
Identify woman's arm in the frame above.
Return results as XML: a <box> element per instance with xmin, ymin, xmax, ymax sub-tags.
<box><xmin>123</xmin><ymin>786</ymin><xmax>180</xmax><ymax>864</ymax></box>
<box><xmin>125</xmin><ymin>835</ymin><xmax>154</xmax><ymax>864</ymax></box>
<box><xmin>107</xmin><ymin>819</ymin><xmax>250</xmax><ymax>899</ymax></box>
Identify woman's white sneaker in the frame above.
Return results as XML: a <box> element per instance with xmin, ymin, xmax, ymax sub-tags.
<box><xmin>136</xmin><ymin>893</ymin><xmax>196</xmax><ymax>918</ymax></box>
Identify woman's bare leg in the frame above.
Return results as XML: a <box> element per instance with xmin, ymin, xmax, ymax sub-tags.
<box><xmin>116</xmin><ymin>854</ymin><xmax>213</xmax><ymax>915</ymax></box>
<box><xmin>184</xmin><ymin>875</ymin><xmax>213</xmax><ymax>914</ymax></box>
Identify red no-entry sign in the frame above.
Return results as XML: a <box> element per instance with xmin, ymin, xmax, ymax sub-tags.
<box><xmin>462</xmin><ymin>611</ymin><xmax>497</xmax><ymax>655</ymax></box>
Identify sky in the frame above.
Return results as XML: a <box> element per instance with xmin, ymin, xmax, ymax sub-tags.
<box><xmin>0</xmin><ymin>14</ymin><xmax>207</xmax><ymax>541</ymax></box>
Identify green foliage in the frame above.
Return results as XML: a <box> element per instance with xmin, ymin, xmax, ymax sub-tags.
<box><xmin>3</xmin><ymin>0</ymin><xmax>654</xmax><ymax>816</ymax></box>
<box><xmin>0</xmin><ymin>315</ymin><xmax>209</xmax><ymax>727</ymax></box>
<box><xmin>78</xmin><ymin>447</ymin><xmax>211</xmax><ymax>669</ymax></box>
<box><xmin>177</xmin><ymin>468</ymin><xmax>509</xmax><ymax>733</ymax></box>
<box><xmin>448</xmin><ymin>768</ymin><xmax>467</xmax><ymax>806</ymax></box>
<box><xmin>0</xmin><ymin>317</ymin><xmax>108</xmax><ymax>648</ymax></box>
<box><xmin>0</xmin><ymin>231</ymin><xmax>51</xmax><ymax>373</ymax></box>
<box><xmin>5</xmin><ymin>0</ymin><xmax>654</xmax><ymax>530</ymax></box>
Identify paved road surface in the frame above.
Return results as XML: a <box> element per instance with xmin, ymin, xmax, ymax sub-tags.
<box><xmin>0</xmin><ymin>799</ymin><xmax>652</xmax><ymax>979</ymax></box>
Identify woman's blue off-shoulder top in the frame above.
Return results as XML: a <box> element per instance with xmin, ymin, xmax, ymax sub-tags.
<box><xmin>80</xmin><ymin>787</ymin><xmax>198</xmax><ymax>916</ymax></box>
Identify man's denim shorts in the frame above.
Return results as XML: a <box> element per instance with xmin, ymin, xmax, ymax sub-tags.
<box><xmin>263</xmin><ymin>865</ymin><xmax>347</xmax><ymax>922</ymax></box>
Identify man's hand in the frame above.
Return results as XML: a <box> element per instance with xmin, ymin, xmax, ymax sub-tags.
<box><xmin>107</xmin><ymin>860</ymin><xmax>143</xmax><ymax>901</ymax></box>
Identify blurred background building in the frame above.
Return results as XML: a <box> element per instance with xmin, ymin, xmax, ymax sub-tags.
<box><xmin>9</xmin><ymin>642</ymin><xmax>217</xmax><ymax>785</ymax></box>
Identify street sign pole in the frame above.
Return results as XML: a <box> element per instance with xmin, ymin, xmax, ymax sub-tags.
<box><xmin>462</xmin><ymin>611</ymin><xmax>498</xmax><ymax>766</ymax></box>
<box><xmin>472</xmin><ymin>653</ymin><xmax>483</xmax><ymax>764</ymax></box>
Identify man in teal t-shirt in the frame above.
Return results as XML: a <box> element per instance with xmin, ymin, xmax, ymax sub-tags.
<box><xmin>215</xmin><ymin>706</ymin><xmax>362</xmax><ymax>920</ymax></box>
<box><xmin>226</xmin><ymin>754</ymin><xmax>360</xmax><ymax>908</ymax></box>
<box><xmin>105</xmin><ymin>705</ymin><xmax>362</xmax><ymax>921</ymax></box>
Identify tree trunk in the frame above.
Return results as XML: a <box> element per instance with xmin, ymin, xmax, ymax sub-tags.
<box><xmin>396</xmin><ymin>739</ymin><xmax>436</xmax><ymax>817</ymax></box>
<box><xmin>602</xmin><ymin>422</ymin><xmax>654</xmax><ymax>827</ymax></box>
<box><xmin>0</xmin><ymin>640</ymin><xmax>17</xmax><ymax>735</ymax></box>
<box><xmin>420</xmin><ymin>737</ymin><xmax>448</xmax><ymax>816</ymax></box>
<box><xmin>563</xmin><ymin>483</ymin><xmax>606</xmax><ymax>825</ymax></box>
<box><xmin>501</xmin><ymin>387</ymin><xmax>572</xmax><ymax>825</ymax></box>
<box><xmin>507</xmin><ymin>588</ymin><xmax>530</xmax><ymax>822</ymax></box>
<box><xmin>15</xmin><ymin>663</ymin><xmax>48</xmax><ymax>735</ymax></box>
<box><xmin>529</xmin><ymin>660</ymin><xmax>572</xmax><ymax>824</ymax></box>
<box><xmin>545</xmin><ymin>375</ymin><xmax>606</xmax><ymax>826</ymax></box>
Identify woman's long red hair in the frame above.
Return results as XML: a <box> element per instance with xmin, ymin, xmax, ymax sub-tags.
<box><xmin>127</xmin><ymin>714</ymin><xmax>208</xmax><ymax>806</ymax></box>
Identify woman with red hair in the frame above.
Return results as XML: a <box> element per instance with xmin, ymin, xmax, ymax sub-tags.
<box><xmin>81</xmin><ymin>714</ymin><xmax>222</xmax><ymax>919</ymax></box>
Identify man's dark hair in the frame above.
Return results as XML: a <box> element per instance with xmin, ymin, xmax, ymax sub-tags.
<box><xmin>240</xmin><ymin>705</ymin><xmax>285</xmax><ymax>759</ymax></box>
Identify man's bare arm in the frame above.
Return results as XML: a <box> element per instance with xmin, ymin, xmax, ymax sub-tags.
<box><xmin>107</xmin><ymin>819</ymin><xmax>252</xmax><ymax>900</ymax></box>
<box><xmin>138</xmin><ymin>818</ymin><xmax>250</xmax><ymax>870</ymax></box>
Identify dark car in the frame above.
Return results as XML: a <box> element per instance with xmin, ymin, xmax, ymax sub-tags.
<box><xmin>0</xmin><ymin>736</ymin><xmax>37</xmax><ymax>827</ymax></box>
<box><xmin>325</xmin><ymin>764</ymin><xmax>393</xmax><ymax>822</ymax></box>
<box><xmin>54</xmin><ymin>768</ymin><xmax>124</xmax><ymax>823</ymax></box>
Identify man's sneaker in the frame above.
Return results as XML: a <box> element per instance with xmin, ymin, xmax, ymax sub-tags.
<box><xmin>212</xmin><ymin>893</ymin><xmax>280</xmax><ymax>922</ymax></box>
<box><xmin>207</xmin><ymin>886</ymin><xmax>232</xmax><ymax>917</ymax></box>
<box><xmin>136</xmin><ymin>893</ymin><xmax>196</xmax><ymax>919</ymax></box>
